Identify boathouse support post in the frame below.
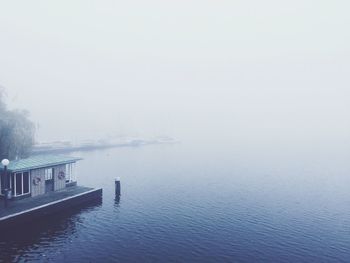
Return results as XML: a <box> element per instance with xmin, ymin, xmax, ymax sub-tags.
<box><xmin>115</xmin><ymin>177</ymin><xmax>121</xmax><ymax>196</ymax></box>
<box><xmin>3</xmin><ymin>165</ymin><xmax>8</xmax><ymax>208</ymax></box>
<box><xmin>1</xmin><ymin>159</ymin><xmax>10</xmax><ymax>208</ymax></box>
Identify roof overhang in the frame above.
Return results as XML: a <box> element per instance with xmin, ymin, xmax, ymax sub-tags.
<box><xmin>0</xmin><ymin>155</ymin><xmax>82</xmax><ymax>173</ymax></box>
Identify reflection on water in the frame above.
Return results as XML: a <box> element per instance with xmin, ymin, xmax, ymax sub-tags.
<box><xmin>1</xmin><ymin>143</ymin><xmax>350</xmax><ymax>262</ymax></box>
<box><xmin>114</xmin><ymin>195</ymin><xmax>121</xmax><ymax>206</ymax></box>
<box><xmin>0</xmin><ymin>200</ymin><xmax>102</xmax><ymax>262</ymax></box>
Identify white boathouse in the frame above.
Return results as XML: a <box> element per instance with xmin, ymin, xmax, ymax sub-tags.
<box><xmin>0</xmin><ymin>155</ymin><xmax>81</xmax><ymax>200</ymax></box>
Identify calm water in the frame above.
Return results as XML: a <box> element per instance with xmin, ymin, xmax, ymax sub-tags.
<box><xmin>1</xmin><ymin>142</ymin><xmax>350</xmax><ymax>262</ymax></box>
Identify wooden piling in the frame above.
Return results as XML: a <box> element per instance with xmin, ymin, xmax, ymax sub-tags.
<box><xmin>115</xmin><ymin>177</ymin><xmax>121</xmax><ymax>196</ymax></box>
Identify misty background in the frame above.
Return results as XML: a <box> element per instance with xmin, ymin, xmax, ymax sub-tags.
<box><xmin>0</xmin><ymin>1</ymin><xmax>349</xmax><ymax>153</ymax></box>
<box><xmin>2</xmin><ymin>2</ymin><xmax>350</xmax><ymax>261</ymax></box>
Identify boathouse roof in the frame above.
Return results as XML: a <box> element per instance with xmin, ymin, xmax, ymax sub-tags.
<box><xmin>0</xmin><ymin>155</ymin><xmax>82</xmax><ymax>172</ymax></box>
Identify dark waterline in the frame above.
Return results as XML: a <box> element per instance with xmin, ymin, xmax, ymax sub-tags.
<box><xmin>1</xmin><ymin>143</ymin><xmax>350</xmax><ymax>262</ymax></box>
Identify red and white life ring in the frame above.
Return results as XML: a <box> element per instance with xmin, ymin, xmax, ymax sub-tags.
<box><xmin>33</xmin><ymin>177</ymin><xmax>41</xmax><ymax>185</ymax></box>
<box><xmin>58</xmin><ymin>171</ymin><xmax>65</xmax><ymax>180</ymax></box>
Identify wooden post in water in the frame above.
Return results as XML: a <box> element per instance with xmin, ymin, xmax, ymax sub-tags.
<box><xmin>115</xmin><ymin>177</ymin><xmax>121</xmax><ymax>196</ymax></box>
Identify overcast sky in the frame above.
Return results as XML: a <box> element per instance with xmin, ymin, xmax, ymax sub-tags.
<box><xmin>0</xmin><ymin>1</ymin><xmax>349</xmax><ymax>146</ymax></box>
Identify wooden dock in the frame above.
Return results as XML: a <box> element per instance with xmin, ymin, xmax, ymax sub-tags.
<box><xmin>0</xmin><ymin>186</ymin><xmax>102</xmax><ymax>228</ymax></box>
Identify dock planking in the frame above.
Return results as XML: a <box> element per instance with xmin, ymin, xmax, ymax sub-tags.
<box><xmin>0</xmin><ymin>186</ymin><xmax>102</xmax><ymax>228</ymax></box>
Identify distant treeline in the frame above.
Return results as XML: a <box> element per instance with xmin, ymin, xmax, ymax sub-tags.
<box><xmin>0</xmin><ymin>88</ymin><xmax>35</xmax><ymax>160</ymax></box>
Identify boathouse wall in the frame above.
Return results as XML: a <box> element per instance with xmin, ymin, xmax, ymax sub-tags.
<box><xmin>1</xmin><ymin>155</ymin><xmax>82</xmax><ymax>200</ymax></box>
<box><xmin>31</xmin><ymin>168</ymin><xmax>46</xmax><ymax>197</ymax></box>
<box><xmin>31</xmin><ymin>164</ymin><xmax>67</xmax><ymax>197</ymax></box>
<box><xmin>54</xmin><ymin>164</ymin><xmax>66</xmax><ymax>191</ymax></box>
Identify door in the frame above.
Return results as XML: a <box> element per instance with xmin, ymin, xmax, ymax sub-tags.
<box><xmin>45</xmin><ymin>168</ymin><xmax>54</xmax><ymax>193</ymax></box>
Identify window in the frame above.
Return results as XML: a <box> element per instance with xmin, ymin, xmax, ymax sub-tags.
<box><xmin>65</xmin><ymin>163</ymin><xmax>76</xmax><ymax>183</ymax></box>
<box><xmin>23</xmin><ymin>172</ymin><xmax>29</xmax><ymax>193</ymax></box>
<box><xmin>16</xmin><ymin>173</ymin><xmax>22</xmax><ymax>195</ymax></box>
<box><xmin>45</xmin><ymin>168</ymin><xmax>53</xmax><ymax>180</ymax></box>
<box><xmin>11</xmin><ymin>172</ymin><xmax>30</xmax><ymax>197</ymax></box>
<box><xmin>10</xmin><ymin>174</ymin><xmax>14</xmax><ymax>193</ymax></box>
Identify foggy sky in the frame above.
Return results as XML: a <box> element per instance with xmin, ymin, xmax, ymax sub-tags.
<box><xmin>0</xmin><ymin>1</ymin><xmax>349</xmax><ymax>146</ymax></box>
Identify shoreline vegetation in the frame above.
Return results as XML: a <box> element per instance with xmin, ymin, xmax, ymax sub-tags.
<box><xmin>0</xmin><ymin>88</ymin><xmax>35</xmax><ymax>160</ymax></box>
<box><xmin>32</xmin><ymin>136</ymin><xmax>178</xmax><ymax>155</ymax></box>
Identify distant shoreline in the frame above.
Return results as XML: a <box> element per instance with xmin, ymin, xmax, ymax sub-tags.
<box><xmin>32</xmin><ymin>137</ymin><xmax>178</xmax><ymax>155</ymax></box>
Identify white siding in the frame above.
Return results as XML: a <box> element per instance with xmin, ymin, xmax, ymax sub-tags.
<box><xmin>31</xmin><ymin>168</ymin><xmax>45</xmax><ymax>197</ymax></box>
<box><xmin>54</xmin><ymin>164</ymin><xmax>67</xmax><ymax>191</ymax></box>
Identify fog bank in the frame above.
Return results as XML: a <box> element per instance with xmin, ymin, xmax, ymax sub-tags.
<box><xmin>0</xmin><ymin>1</ymin><xmax>349</xmax><ymax>148</ymax></box>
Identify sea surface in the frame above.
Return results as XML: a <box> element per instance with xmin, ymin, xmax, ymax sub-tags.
<box><xmin>1</xmin><ymin>141</ymin><xmax>350</xmax><ymax>262</ymax></box>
